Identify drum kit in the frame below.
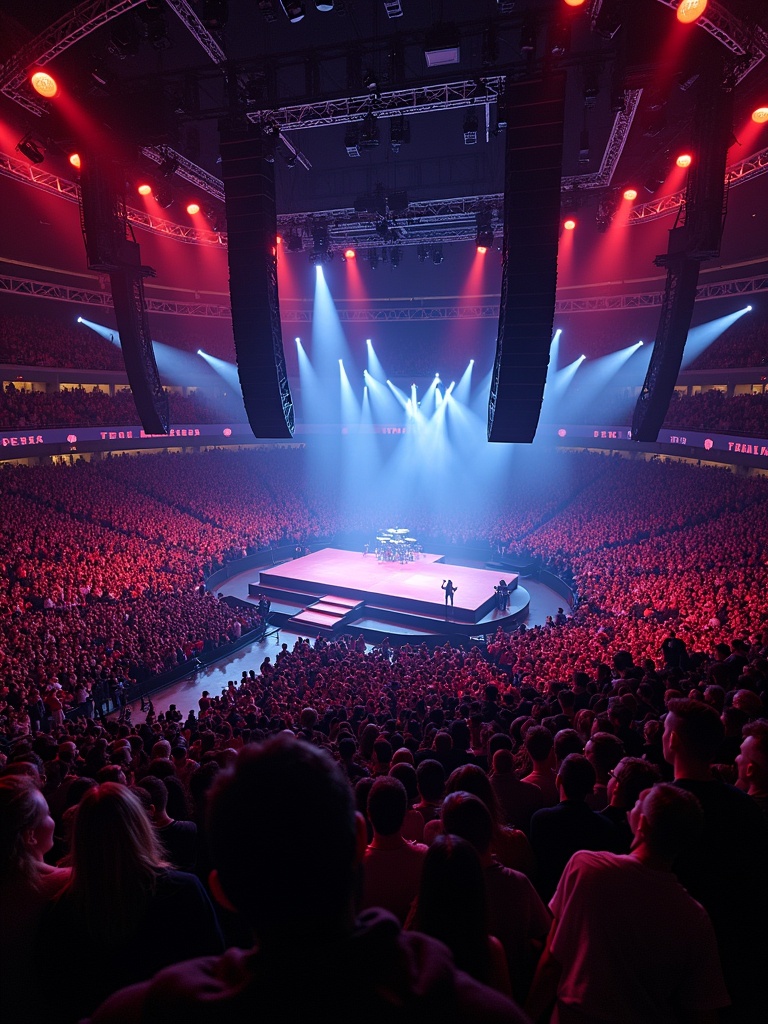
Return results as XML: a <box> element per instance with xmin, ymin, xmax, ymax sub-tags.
<box><xmin>375</xmin><ymin>528</ymin><xmax>420</xmax><ymax>562</ymax></box>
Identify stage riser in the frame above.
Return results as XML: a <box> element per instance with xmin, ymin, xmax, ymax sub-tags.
<box><xmin>258</xmin><ymin>572</ymin><xmax>495</xmax><ymax>624</ymax></box>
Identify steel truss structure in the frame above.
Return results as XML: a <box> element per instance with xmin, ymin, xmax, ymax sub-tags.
<box><xmin>4</xmin><ymin>140</ymin><xmax>766</xmax><ymax>248</ymax></box>
<box><xmin>3</xmin><ymin>271</ymin><xmax>766</xmax><ymax>320</ymax></box>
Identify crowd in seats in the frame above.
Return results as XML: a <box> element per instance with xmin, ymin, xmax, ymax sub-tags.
<box><xmin>0</xmin><ymin>315</ymin><xmax>124</xmax><ymax>371</ymax></box>
<box><xmin>663</xmin><ymin>389</ymin><xmax>768</xmax><ymax>434</ymax></box>
<box><xmin>0</xmin><ymin>385</ymin><xmax>246</xmax><ymax>429</ymax></box>
<box><xmin>689</xmin><ymin>311</ymin><xmax>768</xmax><ymax>370</ymax></box>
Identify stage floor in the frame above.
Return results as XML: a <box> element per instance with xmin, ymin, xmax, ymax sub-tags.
<box><xmin>257</xmin><ymin>548</ymin><xmax>523</xmax><ymax>628</ymax></box>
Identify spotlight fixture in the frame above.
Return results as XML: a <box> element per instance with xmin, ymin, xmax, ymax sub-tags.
<box><xmin>343</xmin><ymin>248</ymin><xmax>356</xmax><ymax>260</ymax></box>
<box><xmin>363</xmin><ymin>70</ymin><xmax>378</xmax><ymax>91</ymax></box>
<box><xmin>676</xmin><ymin>153</ymin><xmax>693</xmax><ymax>168</ymax></box>
<box><xmin>463</xmin><ymin>112</ymin><xmax>478</xmax><ymax>145</ymax></box>
<box><xmin>137</xmin><ymin>183</ymin><xmax>152</xmax><ymax>196</ymax></box>
<box><xmin>16</xmin><ymin>134</ymin><xmax>45</xmax><ymax>164</ymax></box>
<box><xmin>431</xmin><ymin>245</ymin><xmax>444</xmax><ymax>265</ymax></box>
<box><xmin>186</xmin><ymin>202</ymin><xmax>200</xmax><ymax>215</ymax></box>
<box><xmin>623</xmin><ymin>187</ymin><xmax>638</xmax><ymax>201</ymax></box>
<box><xmin>30</xmin><ymin>70</ymin><xmax>58</xmax><ymax>99</ymax></box>
<box><xmin>315</xmin><ymin>0</ymin><xmax>334</xmax><ymax>10</ymax></box>
<box><xmin>676</xmin><ymin>0</ymin><xmax>707</xmax><ymax>24</ymax></box>
<box><xmin>596</xmin><ymin>192</ymin><xmax>618</xmax><ymax>233</ymax></box>
<box><xmin>359</xmin><ymin>112</ymin><xmax>380</xmax><ymax>149</ymax></box>
<box><xmin>752</xmin><ymin>107</ymin><xmax>768</xmax><ymax>124</ymax></box>
<box><xmin>69</xmin><ymin>153</ymin><xmax>81</xmax><ymax>169</ymax></box>
<box><xmin>389</xmin><ymin>115</ymin><xmax>410</xmax><ymax>154</ymax></box>
<box><xmin>475</xmin><ymin>208</ymin><xmax>494</xmax><ymax>250</ymax></box>
<box><xmin>310</xmin><ymin>222</ymin><xmax>332</xmax><ymax>263</ymax></box>
<box><xmin>564</xmin><ymin>0</ymin><xmax>586</xmax><ymax>6</ymax></box>
<box><xmin>137</xmin><ymin>1</ymin><xmax>170</xmax><ymax>48</ymax></box>
<box><xmin>287</xmin><ymin>230</ymin><xmax>304</xmax><ymax>252</ymax></box>
<box><xmin>563</xmin><ymin>218</ymin><xmax>576</xmax><ymax>231</ymax></box>
<box><xmin>279</xmin><ymin>1</ymin><xmax>306</xmax><ymax>22</ymax></box>
<box><xmin>383</xmin><ymin>1</ymin><xmax>403</xmax><ymax>15</ymax></box>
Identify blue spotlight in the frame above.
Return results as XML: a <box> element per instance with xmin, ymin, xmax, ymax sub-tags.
<box><xmin>295</xmin><ymin>337</ymin><xmax>301</xmax><ymax>344</ymax></box>
<box><xmin>197</xmin><ymin>349</ymin><xmax>205</xmax><ymax>356</ymax></box>
<box><xmin>76</xmin><ymin>316</ymin><xmax>82</xmax><ymax>323</ymax></box>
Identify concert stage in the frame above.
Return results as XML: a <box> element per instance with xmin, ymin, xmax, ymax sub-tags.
<box><xmin>249</xmin><ymin>548</ymin><xmax>529</xmax><ymax>643</ymax></box>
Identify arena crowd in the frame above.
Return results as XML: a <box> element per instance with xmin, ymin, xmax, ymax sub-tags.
<box><xmin>0</xmin><ymin>445</ymin><xmax>767</xmax><ymax>1023</ymax></box>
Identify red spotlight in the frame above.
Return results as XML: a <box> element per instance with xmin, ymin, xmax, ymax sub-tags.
<box><xmin>69</xmin><ymin>153</ymin><xmax>81</xmax><ymax>170</ymax></box>
<box><xmin>676</xmin><ymin>153</ymin><xmax>692</xmax><ymax>168</ymax></box>
<box><xmin>563</xmin><ymin>0</ymin><xmax>586</xmax><ymax>6</ymax></box>
<box><xmin>186</xmin><ymin>202</ymin><xmax>201</xmax><ymax>215</ymax></box>
<box><xmin>137</xmin><ymin>183</ymin><xmax>152</xmax><ymax>196</ymax></box>
<box><xmin>344</xmin><ymin>248</ymin><xmax>356</xmax><ymax>260</ymax></box>
<box><xmin>752</xmin><ymin>107</ymin><xmax>768</xmax><ymax>124</ymax></box>
<box><xmin>676</xmin><ymin>0</ymin><xmax>707</xmax><ymax>24</ymax></box>
<box><xmin>476</xmin><ymin>245</ymin><xmax>488</xmax><ymax>254</ymax></box>
<box><xmin>276</xmin><ymin>234</ymin><xmax>283</xmax><ymax>244</ymax></box>
<box><xmin>623</xmin><ymin>188</ymin><xmax>638</xmax><ymax>201</ymax></box>
<box><xmin>30</xmin><ymin>70</ymin><xmax>58</xmax><ymax>99</ymax></box>
<box><xmin>563</xmin><ymin>218</ymin><xmax>576</xmax><ymax>231</ymax></box>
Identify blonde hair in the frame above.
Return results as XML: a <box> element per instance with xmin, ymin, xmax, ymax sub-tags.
<box><xmin>64</xmin><ymin>783</ymin><xmax>169</xmax><ymax>945</ymax></box>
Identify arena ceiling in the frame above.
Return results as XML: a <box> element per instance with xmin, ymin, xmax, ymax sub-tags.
<box><xmin>0</xmin><ymin>0</ymin><xmax>767</xmax><ymax>255</ymax></box>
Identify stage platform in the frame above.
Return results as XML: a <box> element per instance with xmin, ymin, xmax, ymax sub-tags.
<box><xmin>249</xmin><ymin>548</ymin><xmax>529</xmax><ymax>642</ymax></box>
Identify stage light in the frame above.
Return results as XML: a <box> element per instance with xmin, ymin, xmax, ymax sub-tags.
<box><xmin>676</xmin><ymin>153</ymin><xmax>692</xmax><ymax>168</ymax></box>
<box><xmin>197</xmin><ymin>348</ymin><xmax>204</xmax><ymax>355</ymax></box>
<box><xmin>477</xmin><ymin>246</ymin><xmax>488</xmax><ymax>255</ymax></box>
<box><xmin>69</xmin><ymin>153</ymin><xmax>81</xmax><ymax>170</ymax></box>
<box><xmin>316</xmin><ymin>0</ymin><xmax>334</xmax><ymax>10</ymax></box>
<box><xmin>30</xmin><ymin>71</ymin><xmax>58</xmax><ymax>99</ymax></box>
<box><xmin>563</xmin><ymin>0</ymin><xmax>586</xmax><ymax>5</ymax></box>
<box><xmin>751</xmin><ymin>107</ymin><xmax>768</xmax><ymax>124</ymax></box>
<box><xmin>76</xmin><ymin>317</ymin><xmax>82</xmax><ymax>323</ymax></box>
<box><xmin>623</xmin><ymin>187</ymin><xmax>638</xmax><ymax>201</ymax></box>
<box><xmin>431</xmin><ymin>245</ymin><xmax>444</xmax><ymax>265</ymax></box>
<box><xmin>746</xmin><ymin>305</ymin><xmax>752</xmax><ymax>311</ymax></box>
<box><xmin>344</xmin><ymin>248</ymin><xmax>356</xmax><ymax>260</ymax></box>
<box><xmin>186</xmin><ymin>202</ymin><xmax>200</xmax><ymax>215</ymax></box>
<box><xmin>279</xmin><ymin>1</ymin><xmax>305</xmax><ymax>22</ymax></box>
<box><xmin>16</xmin><ymin>134</ymin><xmax>44</xmax><ymax>164</ymax></box>
<box><xmin>563</xmin><ymin>218</ymin><xmax>576</xmax><ymax>231</ymax></box>
<box><xmin>138</xmin><ymin>183</ymin><xmax>152</xmax><ymax>196</ymax></box>
<box><xmin>676</xmin><ymin>0</ymin><xmax>707</xmax><ymax>24</ymax></box>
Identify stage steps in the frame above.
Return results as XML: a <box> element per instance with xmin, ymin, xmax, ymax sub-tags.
<box><xmin>287</xmin><ymin>595</ymin><xmax>364</xmax><ymax>636</ymax></box>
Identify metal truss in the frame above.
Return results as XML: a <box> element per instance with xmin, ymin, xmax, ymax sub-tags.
<box><xmin>629</xmin><ymin>146</ymin><xmax>768</xmax><ymax>224</ymax></box>
<box><xmin>248</xmin><ymin>78</ymin><xmax>508</xmax><ymax>131</ymax></box>
<box><xmin>142</xmin><ymin>145</ymin><xmax>226</xmax><ymax>202</ymax></box>
<box><xmin>654</xmin><ymin>0</ymin><xmax>766</xmax><ymax>81</ymax></box>
<box><xmin>0</xmin><ymin>273</ymin><xmax>232</xmax><ymax>318</ymax></box>
<box><xmin>0</xmin><ymin>149</ymin><xmax>224</xmax><ymax>245</ymax></box>
<box><xmin>0</xmin><ymin>0</ymin><xmax>146</xmax><ymax>114</ymax></box>
<box><xmin>164</xmin><ymin>0</ymin><xmax>226</xmax><ymax>66</ymax></box>
<box><xmin>3</xmin><ymin>272</ymin><xmax>766</xmax><ymax>321</ymax></box>
<box><xmin>562</xmin><ymin>90</ymin><xmax>642</xmax><ymax>191</ymax></box>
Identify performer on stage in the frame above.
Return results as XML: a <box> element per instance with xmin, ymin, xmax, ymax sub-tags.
<box><xmin>442</xmin><ymin>579</ymin><xmax>457</xmax><ymax>607</ymax></box>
